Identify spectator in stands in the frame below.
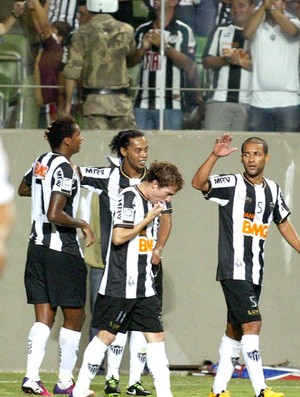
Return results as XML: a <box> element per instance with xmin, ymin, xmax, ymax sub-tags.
<box><xmin>202</xmin><ymin>0</ymin><xmax>255</xmax><ymax>131</ymax></box>
<box><xmin>216</xmin><ymin>0</ymin><xmax>232</xmax><ymax>25</ymax></box>
<box><xmin>112</xmin><ymin>0</ymin><xmax>134</xmax><ymax>25</ymax></box>
<box><xmin>28</xmin><ymin>0</ymin><xmax>72</xmax><ymax>128</ymax></box>
<box><xmin>0</xmin><ymin>1</ymin><xmax>25</xmax><ymax>36</ymax></box>
<box><xmin>128</xmin><ymin>0</ymin><xmax>203</xmax><ymax>130</ymax></box>
<box><xmin>47</xmin><ymin>0</ymin><xmax>79</xmax><ymax>29</ymax></box>
<box><xmin>244</xmin><ymin>0</ymin><xmax>300</xmax><ymax>132</ymax></box>
<box><xmin>76</xmin><ymin>0</ymin><xmax>93</xmax><ymax>26</ymax></box>
<box><xmin>195</xmin><ymin>0</ymin><xmax>219</xmax><ymax>37</ymax></box>
<box><xmin>64</xmin><ymin>0</ymin><xmax>136</xmax><ymax>130</ymax></box>
<box><xmin>174</xmin><ymin>0</ymin><xmax>201</xmax><ymax>33</ymax></box>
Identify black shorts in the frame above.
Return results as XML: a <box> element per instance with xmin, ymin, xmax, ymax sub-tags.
<box><xmin>24</xmin><ymin>242</ymin><xmax>87</xmax><ymax>308</ymax></box>
<box><xmin>91</xmin><ymin>294</ymin><xmax>164</xmax><ymax>335</ymax></box>
<box><xmin>153</xmin><ymin>263</ymin><xmax>163</xmax><ymax>306</ymax></box>
<box><xmin>221</xmin><ymin>279</ymin><xmax>262</xmax><ymax>325</ymax></box>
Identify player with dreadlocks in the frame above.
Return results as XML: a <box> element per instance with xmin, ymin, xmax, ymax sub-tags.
<box><xmin>79</xmin><ymin>129</ymin><xmax>172</xmax><ymax>397</ymax></box>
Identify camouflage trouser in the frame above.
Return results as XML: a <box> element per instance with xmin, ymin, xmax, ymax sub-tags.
<box><xmin>86</xmin><ymin>114</ymin><xmax>137</xmax><ymax>130</ymax></box>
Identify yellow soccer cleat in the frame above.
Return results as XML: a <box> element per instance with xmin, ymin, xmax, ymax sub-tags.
<box><xmin>258</xmin><ymin>387</ymin><xmax>284</xmax><ymax>397</ymax></box>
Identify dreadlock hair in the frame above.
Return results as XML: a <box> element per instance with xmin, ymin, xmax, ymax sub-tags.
<box><xmin>44</xmin><ymin>116</ymin><xmax>77</xmax><ymax>151</ymax></box>
<box><xmin>109</xmin><ymin>129</ymin><xmax>145</xmax><ymax>159</ymax></box>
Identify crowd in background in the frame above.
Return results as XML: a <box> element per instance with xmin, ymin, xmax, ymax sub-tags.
<box><xmin>0</xmin><ymin>0</ymin><xmax>300</xmax><ymax>132</ymax></box>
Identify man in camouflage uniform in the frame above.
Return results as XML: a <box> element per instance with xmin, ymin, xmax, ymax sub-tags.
<box><xmin>64</xmin><ymin>0</ymin><xmax>136</xmax><ymax>130</ymax></box>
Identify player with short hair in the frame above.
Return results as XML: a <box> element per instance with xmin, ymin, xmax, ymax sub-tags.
<box><xmin>18</xmin><ymin>116</ymin><xmax>95</xmax><ymax>396</ymax></box>
<box><xmin>192</xmin><ymin>133</ymin><xmax>300</xmax><ymax>397</ymax></box>
<box><xmin>80</xmin><ymin>129</ymin><xmax>171</xmax><ymax>396</ymax></box>
<box><xmin>70</xmin><ymin>160</ymin><xmax>184</xmax><ymax>397</ymax></box>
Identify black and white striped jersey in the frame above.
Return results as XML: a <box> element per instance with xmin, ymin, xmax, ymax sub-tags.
<box><xmin>48</xmin><ymin>0</ymin><xmax>78</xmax><ymax>29</ymax></box>
<box><xmin>100</xmin><ymin>185</ymin><xmax>158</xmax><ymax>298</ymax></box>
<box><xmin>79</xmin><ymin>164</ymin><xmax>172</xmax><ymax>264</ymax></box>
<box><xmin>134</xmin><ymin>18</ymin><xmax>196</xmax><ymax>110</ymax></box>
<box><xmin>23</xmin><ymin>152</ymin><xmax>82</xmax><ymax>257</ymax></box>
<box><xmin>204</xmin><ymin>173</ymin><xmax>290</xmax><ymax>286</ymax></box>
<box><xmin>204</xmin><ymin>24</ymin><xmax>251</xmax><ymax>104</ymax></box>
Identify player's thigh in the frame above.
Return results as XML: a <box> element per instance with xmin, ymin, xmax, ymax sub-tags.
<box><xmin>221</xmin><ymin>279</ymin><xmax>262</xmax><ymax>325</ymax></box>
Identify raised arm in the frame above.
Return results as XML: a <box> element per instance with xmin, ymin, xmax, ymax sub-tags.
<box><xmin>27</xmin><ymin>0</ymin><xmax>52</xmax><ymax>38</ymax></box>
<box><xmin>0</xmin><ymin>1</ymin><xmax>25</xmax><ymax>36</ymax></box>
<box><xmin>243</xmin><ymin>1</ymin><xmax>267</xmax><ymax>40</ymax></box>
<box><xmin>191</xmin><ymin>133</ymin><xmax>237</xmax><ymax>191</ymax></box>
<box><xmin>267</xmin><ymin>6</ymin><xmax>300</xmax><ymax>37</ymax></box>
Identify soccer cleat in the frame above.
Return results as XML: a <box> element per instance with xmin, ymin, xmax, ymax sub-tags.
<box><xmin>22</xmin><ymin>377</ymin><xmax>52</xmax><ymax>395</ymax></box>
<box><xmin>53</xmin><ymin>380</ymin><xmax>75</xmax><ymax>394</ymax></box>
<box><xmin>208</xmin><ymin>391</ymin><xmax>231</xmax><ymax>397</ymax></box>
<box><xmin>258</xmin><ymin>387</ymin><xmax>284</xmax><ymax>397</ymax></box>
<box><xmin>104</xmin><ymin>376</ymin><xmax>121</xmax><ymax>397</ymax></box>
<box><xmin>126</xmin><ymin>381</ymin><xmax>152</xmax><ymax>396</ymax></box>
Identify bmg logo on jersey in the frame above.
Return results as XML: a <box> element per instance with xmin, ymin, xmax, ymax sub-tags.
<box><xmin>139</xmin><ymin>237</ymin><xmax>154</xmax><ymax>253</ymax></box>
<box><xmin>33</xmin><ymin>162</ymin><xmax>48</xmax><ymax>179</ymax></box>
<box><xmin>242</xmin><ymin>219</ymin><xmax>269</xmax><ymax>239</ymax></box>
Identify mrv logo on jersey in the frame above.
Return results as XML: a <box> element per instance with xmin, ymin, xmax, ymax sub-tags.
<box><xmin>212</xmin><ymin>175</ymin><xmax>235</xmax><ymax>186</ymax></box>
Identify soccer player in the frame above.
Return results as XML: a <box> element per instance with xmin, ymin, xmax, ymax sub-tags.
<box><xmin>70</xmin><ymin>161</ymin><xmax>184</xmax><ymax>397</ymax></box>
<box><xmin>18</xmin><ymin>116</ymin><xmax>95</xmax><ymax>396</ymax></box>
<box><xmin>191</xmin><ymin>133</ymin><xmax>300</xmax><ymax>397</ymax></box>
<box><xmin>80</xmin><ymin>129</ymin><xmax>172</xmax><ymax>396</ymax></box>
<box><xmin>0</xmin><ymin>138</ymin><xmax>15</xmax><ymax>276</ymax></box>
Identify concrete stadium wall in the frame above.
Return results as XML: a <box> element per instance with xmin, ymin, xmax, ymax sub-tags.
<box><xmin>1</xmin><ymin>129</ymin><xmax>300</xmax><ymax>373</ymax></box>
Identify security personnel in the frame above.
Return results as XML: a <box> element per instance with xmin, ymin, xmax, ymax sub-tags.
<box><xmin>64</xmin><ymin>0</ymin><xmax>137</xmax><ymax>130</ymax></box>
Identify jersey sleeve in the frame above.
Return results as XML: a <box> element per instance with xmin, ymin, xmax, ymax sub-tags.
<box><xmin>272</xmin><ymin>185</ymin><xmax>291</xmax><ymax>225</ymax></box>
<box><xmin>162</xmin><ymin>200</ymin><xmax>172</xmax><ymax>214</ymax></box>
<box><xmin>204</xmin><ymin>174</ymin><xmax>237</xmax><ymax>206</ymax></box>
<box><xmin>23</xmin><ymin>166</ymin><xmax>34</xmax><ymax>188</ymax></box>
<box><xmin>79</xmin><ymin>166</ymin><xmax>111</xmax><ymax>193</ymax></box>
<box><xmin>113</xmin><ymin>189</ymin><xmax>136</xmax><ymax>229</ymax></box>
<box><xmin>52</xmin><ymin>162</ymin><xmax>75</xmax><ymax>197</ymax></box>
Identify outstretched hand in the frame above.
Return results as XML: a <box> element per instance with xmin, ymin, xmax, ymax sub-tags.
<box><xmin>213</xmin><ymin>133</ymin><xmax>238</xmax><ymax>158</ymax></box>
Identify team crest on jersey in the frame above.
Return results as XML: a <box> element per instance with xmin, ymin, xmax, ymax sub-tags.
<box><xmin>61</xmin><ymin>177</ymin><xmax>72</xmax><ymax>193</ymax></box>
<box><xmin>123</xmin><ymin>207</ymin><xmax>134</xmax><ymax>222</ymax></box>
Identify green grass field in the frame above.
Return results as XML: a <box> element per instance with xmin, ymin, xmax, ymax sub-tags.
<box><xmin>1</xmin><ymin>372</ymin><xmax>300</xmax><ymax>397</ymax></box>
